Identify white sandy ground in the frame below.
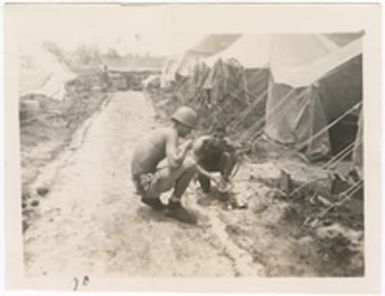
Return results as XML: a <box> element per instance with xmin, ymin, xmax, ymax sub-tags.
<box><xmin>24</xmin><ymin>91</ymin><xmax>265</xmax><ymax>277</ymax></box>
<box><xmin>23</xmin><ymin>91</ymin><xmax>363</xmax><ymax>278</ymax></box>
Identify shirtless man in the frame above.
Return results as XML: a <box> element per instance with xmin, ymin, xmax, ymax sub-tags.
<box><xmin>131</xmin><ymin>106</ymin><xmax>201</xmax><ymax>224</ymax></box>
<box><xmin>192</xmin><ymin>124</ymin><xmax>237</xmax><ymax>193</ymax></box>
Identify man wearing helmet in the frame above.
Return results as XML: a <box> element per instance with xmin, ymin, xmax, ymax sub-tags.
<box><xmin>131</xmin><ymin>106</ymin><xmax>201</xmax><ymax>224</ymax></box>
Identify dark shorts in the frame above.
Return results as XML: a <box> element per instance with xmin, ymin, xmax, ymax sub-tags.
<box><xmin>199</xmin><ymin>151</ymin><xmax>236</xmax><ymax>176</ymax></box>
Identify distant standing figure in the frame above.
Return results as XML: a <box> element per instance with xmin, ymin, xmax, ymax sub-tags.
<box><xmin>101</xmin><ymin>65</ymin><xmax>111</xmax><ymax>92</ymax></box>
<box><xmin>131</xmin><ymin>106</ymin><xmax>200</xmax><ymax>224</ymax></box>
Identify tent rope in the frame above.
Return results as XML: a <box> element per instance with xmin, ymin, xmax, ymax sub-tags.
<box><xmin>287</xmin><ymin>142</ymin><xmax>360</xmax><ymax>198</ymax></box>
<box><xmin>305</xmin><ymin>181</ymin><xmax>363</xmax><ymax>228</ymax></box>
<box><xmin>296</xmin><ymin>102</ymin><xmax>362</xmax><ymax>152</ymax></box>
<box><xmin>229</xmin><ymin>89</ymin><xmax>267</xmax><ymax>130</ymax></box>
<box><xmin>324</xmin><ymin>139</ymin><xmax>361</xmax><ymax>169</ymax></box>
<box><xmin>237</xmin><ymin>122</ymin><xmax>264</xmax><ymax>142</ymax></box>
<box><xmin>232</xmin><ymin>87</ymin><xmax>299</xmax><ymax>142</ymax></box>
<box><xmin>212</xmin><ymin>69</ymin><xmax>265</xmax><ymax>106</ymax></box>
<box><xmin>341</xmin><ymin>180</ymin><xmax>363</xmax><ymax>197</ymax></box>
<box><xmin>202</xmin><ymin>68</ymin><xmax>268</xmax><ymax>129</ymax></box>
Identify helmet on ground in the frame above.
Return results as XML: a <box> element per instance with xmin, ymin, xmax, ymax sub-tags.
<box><xmin>171</xmin><ymin>106</ymin><xmax>198</xmax><ymax>129</ymax></box>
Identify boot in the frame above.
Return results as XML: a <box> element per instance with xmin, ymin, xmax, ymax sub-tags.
<box><xmin>164</xmin><ymin>201</ymin><xmax>198</xmax><ymax>224</ymax></box>
<box><xmin>141</xmin><ymin>196</ymin><xmax>166</xmax><ymax>211</ymax></box>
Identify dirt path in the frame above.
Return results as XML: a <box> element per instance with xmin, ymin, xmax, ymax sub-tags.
<box><xmin>24</xmin><ymin>91</ymin><xmax>264</xmax><ymax>277</ymax></box>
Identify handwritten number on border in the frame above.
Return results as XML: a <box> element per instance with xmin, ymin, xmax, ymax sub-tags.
<box><xmin>73</xmin><ymin>275</ymin><xmax>90</xmax><ymax>291</ymax></box>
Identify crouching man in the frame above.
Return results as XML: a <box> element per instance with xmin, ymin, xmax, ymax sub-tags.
<box><xmin>131</xmin><ymin>106</ymin><xmax>200</xmax><ymax>224</ymax></box>
<box><xmin>192</xmin><ymin>124</ymin><xmax>238</xmax><ymax>193</ymax></box>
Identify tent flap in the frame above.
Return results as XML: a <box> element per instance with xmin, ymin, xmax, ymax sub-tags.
<box><xmin>19</xmin><ymin>42</ymin><xmax>75</xmax><ymax>100</ymax></box>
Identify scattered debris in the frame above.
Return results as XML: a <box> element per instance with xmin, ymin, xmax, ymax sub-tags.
<box><xmin>36</xmin><ymin>187</ymin><xmax>49</xmax><ymax>196</ymax></box>
<box><xmin>22</xmin><ymin>220</ymin><xmax>29</xmax><ymax>233</ymax></box>
<box><xmin>266</xmin><ymin>189</ymin><xmax>286</xmax><ymax>200</ymax></box>
<box><xmin>311</xmin><ymin>194</ymin><xmax>332</xmax><ymax>206</ymax></box>
<box><xmin>31</xmin><ymin>200</ymin><xmax>40</xmax><ymax>207</ymax></box>
<box><xmin>279</xmin><ymin>169</ymin><xmax>292</xmax><ymax>195</ymax></box>
<box><xmin>22</xmin><ymin>191</ymin><xmax>31</xmax><ymax>200</ymax></box>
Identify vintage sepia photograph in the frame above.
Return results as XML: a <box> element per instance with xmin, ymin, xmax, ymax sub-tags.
<box><xmin>4</xmin><ymin>3</ymin><xmax>382</xmax><ymax>294</ymax></box>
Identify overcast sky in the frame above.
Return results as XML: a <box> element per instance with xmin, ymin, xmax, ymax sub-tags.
<box><xmin>22</xmin><ymin>32</ymin><xmax>205</xmax><ymax>57</ymax></box>
<box><xmin>14</xmin><ymin>5</ymin><xmax>208</xmax><ymax>56</ymax></box>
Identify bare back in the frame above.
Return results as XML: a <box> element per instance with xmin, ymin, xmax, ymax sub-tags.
<box><xmin>131</xmin><ymin>127</ymin><xmax>174</xmax><ymax>175</ymax></box>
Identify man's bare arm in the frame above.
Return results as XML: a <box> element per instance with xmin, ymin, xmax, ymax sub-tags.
<box><xmin>166</xmin><ymin>130</ymin><xmax>192</xmax><ymax>169</ymax></box>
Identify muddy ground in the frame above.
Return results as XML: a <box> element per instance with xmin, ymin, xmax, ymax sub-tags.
<box><xmin>22</xmin><ymin>90</ymin><xmax>364</xmax><ymax>277</ymax></box>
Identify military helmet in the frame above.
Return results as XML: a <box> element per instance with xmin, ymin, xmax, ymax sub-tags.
<box><xmin>171</xmin><ymin>106</ymin><xmax>198</xmax><ymax>129</ymax></box>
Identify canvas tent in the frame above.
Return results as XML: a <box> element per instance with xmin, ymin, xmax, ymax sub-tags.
<box><xmin>19</xmin><ymin>41</ymin><xmax>76</xmax><ymax>100</ymax></box>
<box><xmin>202</xmin><ymin>35</ymin><xmax>271</xmax><ymax>106</ymax></box>
<box><xmin>264</xmin><ymin>33</ymin><xmax>363</xmax><ymax>159</ymax></box>
<box><xmin>160</xmin><ymin>34</ymin><xmax>240</xmax><ymax>88</ymax></box>
<box><xmin>201</xmin><ymin>58</ymin><xmax>247</xmax><ymax>105</ymax></box>
<box><xmin>205</xmin><ymin>34</ymin><xmax>271</xmax><ymax>68</ymax></box>
<box><xmin>188</xmin><ymin>61</ymin><xmax>212</xmax><ymax>94</ymax></box>
<box><xmin>161</xmin><ymin>56</ymin><xmax>179</xmax><ymax>88</ymax></box>
<box><xmin>160</xmin><ymin>33</ymin><xmax>364</xmax><ymax>163</ymax></box>
<box><xmin>178</xmin><ymin>35</ymin><xmax>273</xmax><ymax>130</ymax></box>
